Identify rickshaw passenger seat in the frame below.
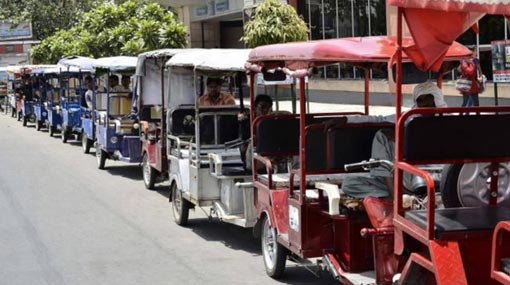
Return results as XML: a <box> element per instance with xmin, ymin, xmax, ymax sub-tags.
<box><xmin>405</xmin><ymin>206</ymin><xmax>510</xmax><ymax>239</ymax></box>
<box><xmin>404</xmin><ymin>114</ymin><xmax>510</xmax><ymax>162</ymax></box>
<box><xmin>169</xmin><ymin>108</ymin><xmax>195</xmax><ymax>136</ymax></box>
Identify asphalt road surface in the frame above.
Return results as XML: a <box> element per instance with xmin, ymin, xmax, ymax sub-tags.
<box><xmin>0</xmin><ymin>113</ymin><xmax>337</xmax><ymax>285</ymax></box>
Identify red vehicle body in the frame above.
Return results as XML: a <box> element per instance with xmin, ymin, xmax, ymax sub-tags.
<box><xmin>246</xmin><ymin>36</ymin><xmax>474</xmax><ymax>284</ymax></box>
<box><xmin>136</xmin><ymin>49</ymin><xmax>184</xmax><ymax>189</ymax></box>
<box><xmin>388</xmin><ymin>1</ymin><xmax>510</xmax><ymax>284</ymax></box>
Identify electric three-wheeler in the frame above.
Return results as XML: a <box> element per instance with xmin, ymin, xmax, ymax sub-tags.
<box><xmin>57</xmin><ymin>57</ymin><xmax>96</xmax><ymax>143</ymax></box>
<box><xmin>92</xmin><ymin>56</ymin><xmax>142</xmax><ymax>169</ymax></box>
<box><xmin>245</xmin><ymin>36</ymin><xmax>472</xmax><ymax>284</ymax></box>
<box><xmin>30</xmin><ymin>65</ymin><xmax>57</xmax><ymax>131</ymax></box>
<box><xmin>166</xmin><ymin>49</ymin><xmax>256</xmax><ymax>227</ymax></box>
<box><xmin>135</xmin><ymin>49</ymin><xmax>186</xmax><ymax>189</ymax></box>
<box><xmin>386</xmin><ymin>1</ymin><xmax>510</xmax><ymax>284</ymax></box>
<box><xmin>42</xmin><ymin>66</ymin><xmax>64</xmax><ymax>137</ymax></box>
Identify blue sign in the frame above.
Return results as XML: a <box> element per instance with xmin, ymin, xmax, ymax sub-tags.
<box><xmin>0</xmin><ymin>21</ymin><xmax>32</xmax><ymax>40</ymax></box>
<box><xmin>196</xmin><ymin>5</ymin><xmax>208</xmax><ymax>16</ymax></box>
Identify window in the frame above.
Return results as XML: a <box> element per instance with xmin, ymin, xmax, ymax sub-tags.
<box><xmin>304</xmin><ymin>0</ymin><xmax>387</xmax><ymax>79</ymax></box>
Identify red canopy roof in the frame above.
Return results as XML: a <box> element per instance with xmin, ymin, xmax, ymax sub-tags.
<box><xmin>388</xmin><ymin>0</ymin><xmax>510</xmax><ymax>71</ymax></box>
<box><xmin>389</xmin><ymin>0</ymin><xmax>510</xmax><ymax>14</ymax></box>
<box><xmin>247</xmin><ymin>36</ymin><xmax>471</xmax><ymax>71</ymax></box>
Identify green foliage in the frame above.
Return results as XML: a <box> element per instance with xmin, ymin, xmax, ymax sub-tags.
<box><xmin>0</xmin><ymin>0</ymin><xmax>98</xmax><ymax>40</ymax></box>
<box><xmin>242</xmin><ymin>0</ymin><xmax>308</xmax><ymax>48</ymax></box>
<box><xmin>32</xmin><ymin>0</ymin><xmax>188</xmax><ymax>63</ymax></box>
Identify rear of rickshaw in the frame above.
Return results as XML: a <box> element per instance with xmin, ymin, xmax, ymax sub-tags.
<box><xmin>135</xmin><ymin>49</ymin><xmax>185</xmax><ymax>190</ymax></box>
<box><xmin>165</xmin><ymin>49</ymin><xmax>256</xmax><ymax>227</ymax></box>
<box><xmin>91</xmin><ymin>56</ymin><xmax>142</xmax><ymax>170</ymax></box>
<box><xmin>57</xmin><ymin>56</ymin><xmax>97</xmax><ymax>144</ymax></box>
<box><xmin>245</xmin><ymin>36</ymin><xmax>481</xmax><ymax>284</ymax></box>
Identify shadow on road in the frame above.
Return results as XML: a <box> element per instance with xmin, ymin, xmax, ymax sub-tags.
<box><xmin>105</xmin><ymin>164</ymin><xmax>143</xmax><ymax>181</ymax></box>
<box><xmin>187</xmin><ymin>217</ymin><xmax>260</xmax><ymax>255</ymax></box>
<box><xmin>185</xmin><ymin>217</ymin><xmax>337</xmax><ymax>284</ymax></box>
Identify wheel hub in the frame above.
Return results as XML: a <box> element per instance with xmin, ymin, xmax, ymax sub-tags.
<box><xmin>458</xmin><ymin>162</ymin><xmax>510</xmax><ymax>206</ymax></box>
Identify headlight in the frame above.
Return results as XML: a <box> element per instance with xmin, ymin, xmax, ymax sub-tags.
<box><xmin>42</xmin><ymin>112</ymin><xmax>47</xmax><ymax>116</ymax></box>
<box><xmin>133</xmin><ymin>123</ymin><xmax>140</xmax><ymax>129</ymax></box>
<box><xmin>110</xmin><ymin>136</ymin><xmax>118</xmax><ymax>144</ymax></box>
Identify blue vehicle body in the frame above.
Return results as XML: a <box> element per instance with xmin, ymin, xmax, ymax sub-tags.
<box><xmin>60</xmin><ymin>94</ymin><xmax>83</xmax><ymax>142</ymax></box>
<box><xmin>45</xmin><ymin>100</ymin><xmax>62</xmax><ymax>136</ymax></box>
<box><xmin>92</xmin><ymin>56</ymin><xmax>142</xmax><ymax>169</ymax></box>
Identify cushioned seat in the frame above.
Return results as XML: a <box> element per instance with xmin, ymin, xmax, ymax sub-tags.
<box><xmin>405</xmin><ymin>206</ymin><xmax>510</xmax><ymax>239</ymax></box>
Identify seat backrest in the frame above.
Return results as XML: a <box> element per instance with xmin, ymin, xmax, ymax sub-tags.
<box><xmin>404</xmin><ymin>114</ymin><xmax>510</xmax><ymax>162</ymax></box>
<box><xmin>255</xmin><ymin>116</ymin><xmax>300</xmax><ymax>156</ymax></box>
<box><xmin>329</xmin><ymin>124</ymin><xmax>393</xmax><ymax>171</ymax></box>
<box><xmin>169</xmin><ymin>108</ymin><xmax>195</xmax><ymax>136</ymax></box>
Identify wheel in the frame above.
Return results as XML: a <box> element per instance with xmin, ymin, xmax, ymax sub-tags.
<box><xmin>17</xmin><ymin>111</ymin><xmax>21</xmax><ymax>121</ymax></box>
<box><xmin>441</xmin><ymin>163</ymin><xmax>510</xmax><ymax>208</ymax></box>
<box><xmin>96</xmin><ymin>145</ymin><xmax>107</xmax><ymax>169</ymax></box>
<box><xmin>143</xmin><ymin>153</ymin><xmax>158</xmax><ymax>190</ymax></box>
<box><xmin>36</xmin><ymin>120</ymin><xmax>42</xmax><ymax>131</ymax></box>
<box><xmin>28</xmin><ymin>114</ymin><xmax>36</xmax><ymax>123</ymax></box>
<box><xmin>261</xmin><ymin>215</ymin><xmax>288</xmax><ymax>278</ymax></box>
<box><xmin>22</xmin><ymin>116</ymin><xmax>27</xmax><ymax>126</ymax></box>
<box><xmin>61</xmin><ymin>129</ymin><xmax>68</xmax><ymax>143</ymax></box>
<box><xmin>81</xmin><ymin>133</ymin><xmax>92</xmax><ymax>154</ymax></box>
<box><xmin>11</xmin><ymin>108</ymin><xmax>15</xmax><ymax>117</ymax></box>
<box><xmin>171</xmin><ymin>183</ymin><xmax>190</xmax><ymax>226</ymax></box>
<box><xmin>49</xmin><ymin>125</ymin><xmax>55</xmax><ymax>137</ymax></box>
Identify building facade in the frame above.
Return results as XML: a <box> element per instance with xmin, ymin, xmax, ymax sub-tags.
<box><xmin>162</xmin><ymin>0</ymin><xmax>510</xmax><ymax>102</ymax></box>
<box><xmin>0</xmin><ymin>21</ymin><xmax>40</xmax><ymax>67</ymax></box>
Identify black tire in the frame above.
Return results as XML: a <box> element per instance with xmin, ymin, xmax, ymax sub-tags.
<box><xmin>17</xmin><ymin>111</ymin><xmax>21</xmax><ymax>121</ymax></box>
<box><xmin>22</xmin><ymin>116</ymin><xmax>27</xmax><ymax>126</ymax></box>
<box><xmin>96</xmin><ymin>145</ymin><xmax>107</xmax><ymax>169</ymax></box>
<box><xmin>143</xmin><ymin>153</ymin><xmax>157</xmax><ymax>190</ymax></box>
<box><xmin>36</xmin><ymin>120</ymin><xmax>42</xmax><ymax>131</ymax></box>
<box><xmin>171</xmin><ymin>183</ymin><xmax>190</xmax><ymax>226</ymax></box>
<box><xmin>49</xmin><ymin>125</ymin><xmax>55</xmax><ymax>137</ymax></box>
<box><xmin>82</xmin><ymin>133</ymin><xmax>92</xmax><ymax>154</ymax></box>
<box><xmin>61</xmin><ymin>129</ymin><xmax>68</xmax><ymax>143</ymax></box>
<box><xmin>11</xmin><ymin>108</ymin><xmax>15</xmax><ymax>117</ymax></box>
<box><xmin>440</xmin><ymin>164</ymin><xmax>463</xmax><ymax>208</ymax></box>
<box><xmin>261</xmin><ymin>215</ymin><xmax>288</xmax><ymax>278</ymax></box>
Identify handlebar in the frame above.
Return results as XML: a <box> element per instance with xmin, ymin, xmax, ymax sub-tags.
<box><xmin>344</xmin><ymin>159</ymin><xmax>394</xmax><ymax>172</ymax></box>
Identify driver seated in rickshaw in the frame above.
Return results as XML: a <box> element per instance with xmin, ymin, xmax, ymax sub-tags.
<box><xmin>198</xmin><ymin>77</ymin><xmax>236</xmax><ymax>106</ymax></box>
<box><xmin>331</xmin><ymin>82</ymin><xmax>447</xmax><ymax>201</ymax></box>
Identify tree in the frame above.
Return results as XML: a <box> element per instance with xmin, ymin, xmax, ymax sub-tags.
<box><xmin>31</xmin><ymin>0</ymin><xmax>188</xmax><ymax>63</ymax></box>
<box><xmin>242</xmin><ymin>0</ymin><xmax>308</xmax><ymax>48</ymax></box>
<box><xmin>0</xmin><ymin>0</ymin><xmax>97</xmax><ymax>40</ymax></box>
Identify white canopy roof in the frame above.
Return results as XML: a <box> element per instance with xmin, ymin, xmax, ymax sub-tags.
<box><xmin>58</xmin><ymin>56</ymin><xmax>97</xmax><ymax>72</ymax></box>
<box><xmin>135</xmin><ymin>49</ymin><xmax>190</xmax><ymax>77</ymax></box>
<box><xmin>92</xmin><ymin>56</ymin><xmax>138</xmax><ymax>72</ymax></box>
<box><xmin>165</xmin><ymin>49</ymin><xmax>251</xmax><ymax>72</ymax></box>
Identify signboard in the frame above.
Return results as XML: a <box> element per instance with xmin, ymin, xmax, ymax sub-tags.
<box><xmin>216</xmin><ymin>0</ymin><xmax>229</xmax><ymax>12</ymax></box>
<box><xmin>491</xmin><ymin>40</ymin><xmax>510</xmax><ymax>83</ymax></box>
<box><xmin>196</xmin><ymin>5</ymin><xmax>208</xmax><ymax>16</ymax></box>
<box><xmin>0</xmin><ymin>21</ymin><xmax>32</xmax><ymax>40</ymax></box>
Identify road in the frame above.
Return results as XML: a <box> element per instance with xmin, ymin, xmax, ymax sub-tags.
<box><xmin>0</xmin><ymin>113</ymin><xmax>337</xmax><ymax>285</ymax></box>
